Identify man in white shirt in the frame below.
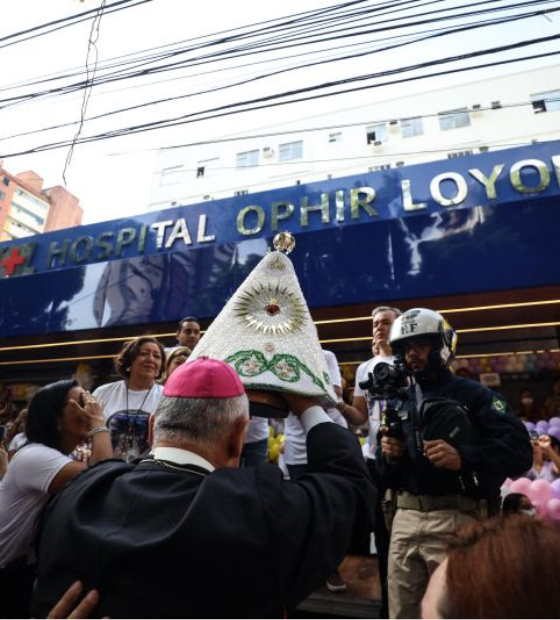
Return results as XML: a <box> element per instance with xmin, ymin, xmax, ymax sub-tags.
<box><xmin>283</xmin><ymin>349</ymin><xmax>348</xmax><ymax>592</ymax></box>
<box><xmin>284</xmin><ymin>350</ymin><xmax>346</xmax><ymax>479</ymax></box>
<box><xmin>335</xmin><ymin>305</ymin><xmax>401</xmax><ymax>618</ymax></box>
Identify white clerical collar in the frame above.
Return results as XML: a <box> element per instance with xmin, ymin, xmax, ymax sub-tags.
<box><xmin>152</xmin><ymin>447</ymin><xmax>215</xmax><ymax>472</ymax></box>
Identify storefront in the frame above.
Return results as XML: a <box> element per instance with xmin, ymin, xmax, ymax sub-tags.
<box><xmin>1</xmin><ymin>140</ymin><xmax>559</xmax><ymax>406</ymax></box>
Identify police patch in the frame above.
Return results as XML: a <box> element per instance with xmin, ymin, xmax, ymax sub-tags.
<box><xmin>491</xmin><ymin>396</ymin><xmax>506</xmax><ymax>413</ymax></box>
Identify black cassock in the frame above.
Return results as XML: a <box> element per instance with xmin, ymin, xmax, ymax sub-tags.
<box><xmin>32</xmin><ymin>422</ymin><xmax>376</xmax><ymax>619</ymax></box>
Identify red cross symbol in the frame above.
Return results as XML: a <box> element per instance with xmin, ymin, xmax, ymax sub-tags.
<box><xmin>1</xmin><ymin>247</ymin><xmax>26</xmax><ymax>276</ymax></box>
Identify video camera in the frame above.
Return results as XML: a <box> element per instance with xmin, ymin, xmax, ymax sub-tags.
<box><xmin>360</xmin><ymin>357</ymin><xmax>475</xmax><ymax>455</ymax></box>
<box><xmin>359</xmin><ymin>357</ymin><xmax>412</xmax><ymax>439</ymax></box>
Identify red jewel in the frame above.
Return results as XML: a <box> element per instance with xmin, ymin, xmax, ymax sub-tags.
<box><xmin>265</xmin><ymin>303</ymin><xmax>280</xmax><ymax>315</ymax></box>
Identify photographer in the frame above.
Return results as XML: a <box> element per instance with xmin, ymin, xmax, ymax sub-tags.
<box><xmin>374</xmin><ymin>308</ymin><xmax>532</xmax><ymax>619</ymax></box>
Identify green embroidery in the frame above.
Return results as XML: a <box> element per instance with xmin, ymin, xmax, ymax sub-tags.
<box><xmin>491</xmin><ymin>396</ymin><xmax>506</xmax><ymax>413</ymax></box>
<box><xmin>225</xmin><ymin>350</ymin><xmax>326</xmax><ymax>391</ymax></box>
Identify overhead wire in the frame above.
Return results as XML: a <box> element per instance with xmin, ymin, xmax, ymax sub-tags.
<box><xmin>3</xmin><ymin>6</ymin><xmax>554</xmax><ymax>145</ymax></box>
<box><xmin>23</xmin><ymin>0</ymin><xmax>556</xmax><ymax>93</ymax></box>
<box><xmin>152</xmin><ymin>99</ymin><xmax>560</xmax><ymax>158</ymax></box>
<box><xmin>0</xmin><ymin>0</ymin><xmax>555</xmax><ymax>108</ymax></box>
<box><xmin>63</xmin><ymin>0</ymin><xmax>108</xmax><ymax>185</ymax></box>
<box><xmin>0</xmin><ymin>0</ymin><xmax>425</xmax><ymax>105</ymax></box>
<box><xmin>0</xmin><ymin>0</ymin><xmax>376</xmax><ymax>92</ymax></box>
<box><xmin>0</xmin><ymin>0</ymin><xmax>557</xmax><ymax>160</ymax></box>
<box><xmin>0</xmin><ymin>0</ymin><xmax>152</xmax><ymax>52</ymax></box>
<box><xmin>148</xmin><ymin>139</ymin><xmax>560</xmax><ymax>177</ymax></box>
<box><xmin>1</xmin><ymin>44</ymin><xmax>559</xmax><ymax>160</ymax></box>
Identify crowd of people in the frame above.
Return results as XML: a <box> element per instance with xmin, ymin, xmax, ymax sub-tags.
<box><xmin>1</xmin><ymin>308</ymin><xmax>560</xmax><ymax>619</ymax></box>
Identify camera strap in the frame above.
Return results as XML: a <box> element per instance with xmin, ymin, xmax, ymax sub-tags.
<box><xmin>411</xmin><ymin>381</ymin><xmax>425</xmax><ymax>456</ymax></box>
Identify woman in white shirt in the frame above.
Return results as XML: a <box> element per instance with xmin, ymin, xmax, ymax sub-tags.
<box><xmin>93</xmin><ymin>336</ymin><xmax>165</xmax><ymax>462</ymax></box>
<box><xmin>0</xmin><ymin>379</ymin><xmax>112</xmax><ymax>618</ymax></box>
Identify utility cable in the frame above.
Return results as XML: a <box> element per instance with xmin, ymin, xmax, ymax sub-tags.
<box><xmin>0</xmin><ymin>0</ymin><xmax>152</xmax><ymax>52</ymax></box>
<box><xmin>63</xmin><ymin>0</ymin><xmax>107</xmax><ymax>185</ymax></box>
<box><xmin>1</xmin><ymin>0</ymin><xmax>554</xmax><ymax>108</ymax></box>
<box><xmin>1</xmin><ymin>45</ymin><xmax>559</xmax><ymax>159</ymax></box>
<box><xmin>0</xmin><ymin>6</ymin><xmax>555</xmax><ymax>144</ymax></box>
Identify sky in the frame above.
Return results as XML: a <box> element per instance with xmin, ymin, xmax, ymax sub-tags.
<box><xmin>0</xmin><ymin>0</ymin><xmax>559</xmax><ymax>225</ymax></box>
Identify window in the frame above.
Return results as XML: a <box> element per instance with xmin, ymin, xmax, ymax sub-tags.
<box><xmin>438</xmin><ymin>108</ymin><xmax>471</xmax><ymax>131</ymax></box>
<box><xmin>0</xmin><ymin>191</ymin><xmax>5</xmax><ymax>201</ymax></box>
<box><xmin>328</xmin><ymin>132</ymin><xmax>343</xmax><ymax>143</ymax></box>
<box><xmin>12</xmin><ymin>205</ymin><xmax>45</xmax><ymax>226</ymax></box>
<box><xmin>3</xmin><ymin>176</ymin><xmax>9</xmax><ymax>187</ymax></box>
<box><xmin>236</xmin><ymin>150</ymin><xmax>259</xmax><ymax>168</ymax></box>
<box><xmin>279</xmin><ymin>141</ymin><xmax>303</xmax><ymax>162</ymax></box>
<box><xmin>370</xmin><ymin>164</ymin><xmax>391</xmax><ymax>172</ymax></box>
<box><xmin>196</xmin><ymin>166</ymin><xmax>205</xmax><ymax>178</ymax></box>
<box><xmin>447</xmin><ymin>150</ymin><xmax>474</xmax><ymax>159</ymax></box>
<box><xmin>366</xmin><ymin>123</ymin><xmax>388</xmax><ymax>144</ymax></box>
<box><xmin>531</xmin><ymin>89</ymin><xmax>560</xmax><ymax>113</ymax></box>
<box><xmin>401</xmin><ymin>117</ymin><xmax>423</xmax><ymax>138</ymax></box>
<box><xmin>12</xmin><ymin>188</ymin><xmax>48</xmax><ymax>210</ymax></box>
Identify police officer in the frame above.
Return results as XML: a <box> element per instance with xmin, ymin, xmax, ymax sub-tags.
<box><xmin>378</xmin><ymin>308</ymin><xmax>532</xmax><ymax>619</ymax></box>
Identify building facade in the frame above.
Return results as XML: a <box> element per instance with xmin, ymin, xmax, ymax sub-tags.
<box><xmin>149</xmin><ymin>64</ymin><xmax>560</xmax><ymax>211</ymax></box>
<box><xmin>0</xmin><ymin>165</ymin><xmax>83</xmax><ymax>242</ymax></box>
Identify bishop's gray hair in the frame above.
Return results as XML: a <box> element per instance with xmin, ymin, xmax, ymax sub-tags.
<box><xmin>153</xmin><ymin>393</ymin><xmax>249</xmax><ymax>448</ymax></box>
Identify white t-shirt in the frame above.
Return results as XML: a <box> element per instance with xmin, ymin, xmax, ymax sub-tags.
<box><xmin>284</xmin><ymin>350</ymin><xmax>344</xmax><ymax>465</ymax></box>
<box><xmin>0</xmin><ymin>443</ymin><xmax>71</xmax><ymax>567</ymax></box>
<box><xmin>244</xmin><ymin>416</ymin><xmax>270</xmax><ymax>444</ymax></box>
<box><xmin>8</xmin><ymin>432</ymin><xmax>27</xmax><ymax>453</ymax></box>
<box><xmin>354</xmin><ymin>355</ymin><xmax>393</xmax><ymax>460</ymax></box>
<box><xmin>93</xmin><ymin>380</ymin><xmax>164</xmax><ymax>462</ymax></box>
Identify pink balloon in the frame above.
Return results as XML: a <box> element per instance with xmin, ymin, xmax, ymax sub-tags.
<box><xmin>509</xmin><ymin>477</ymin><xmax>532</xmax><ymax>495</ymax></box>
<box><xmin>529</xmin><ymin>479</ymin><xmax>552</xmax><ymax>504</ymax></box>
<box><xmin>532</xmin><ymin>500</ymin><xmax>547</xmax><ymax>519</ymax></box>
<box><xmin>546</xmin><ymin>498</ymin><xmax>560</xmax><ymax>521</ymax></box>
<box><xmin>550</xmin><ymin>479</ymin><xmax>560</xmax><ymax>501</ymax></box>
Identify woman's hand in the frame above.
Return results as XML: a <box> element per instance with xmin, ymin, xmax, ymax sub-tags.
<box><xmin>68</xmin><ymin>392</ymin><xmax>105</xmax><ymax>433</ymax></box>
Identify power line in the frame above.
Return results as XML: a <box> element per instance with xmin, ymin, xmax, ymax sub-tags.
<box><xmin>63</xmin><ymin>0</ymin><xmax>108</xmax><ymax>185</ymax></box>
<box><xmin>148</xmin><ymin>99</ymin><xmax>559</xmax><ymax>155</ymax></box>
<box><xmin>1</xmin><ymin>0</ymin><xmax>555</xmax><ymax>108</ymax></box>
<box><xmin>2</xmin><ymin>45</ymin><xmax>559</xmax><ymax>161</ymax></box>
<box><xmin>149</xmin><ymin>139</ymin><xmax>558</xmax><ymax>176</ymax></box>
<box><xmin>0</xmin><ymin>0</ymin><xmax>152</xmax><ymax>52</ymax></box>
<box><xmin>0</xmin><ymin>0</ymin><xmax>420</xmax><ymax>106</ymax></box>
<box><xmin>0</xmin><ymin>0</ymin><xmax>376</xmax><ymax>93</ymax></box>
<box><xmin>3</xmin><ymin>7</ymin><xmax>551</xmax><ymax>145</ymax></box>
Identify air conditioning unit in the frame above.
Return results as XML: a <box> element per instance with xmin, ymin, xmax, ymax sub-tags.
<box><xmin>373</xmin><ymin>140</ymin><xmax>384</xmax><ymax>148</ymax></box>
<box><xmin>262</xmin><ymin>147</ymin><xmax>275</xmax><ymax>158</ymax></box>
<box><xmin>491</xmin><ymin>101</ymin><xmax>502</xmax><ymax>109</ymax></box>
<box><xmin>389</xmin><ymin>120</ymin><xmax>399</xmax><ymax>132</ymax></box>
<box><xmin>395</xmin><ymin>161</ymin><xmax>405</xmax><ymax>167</ymax></box>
